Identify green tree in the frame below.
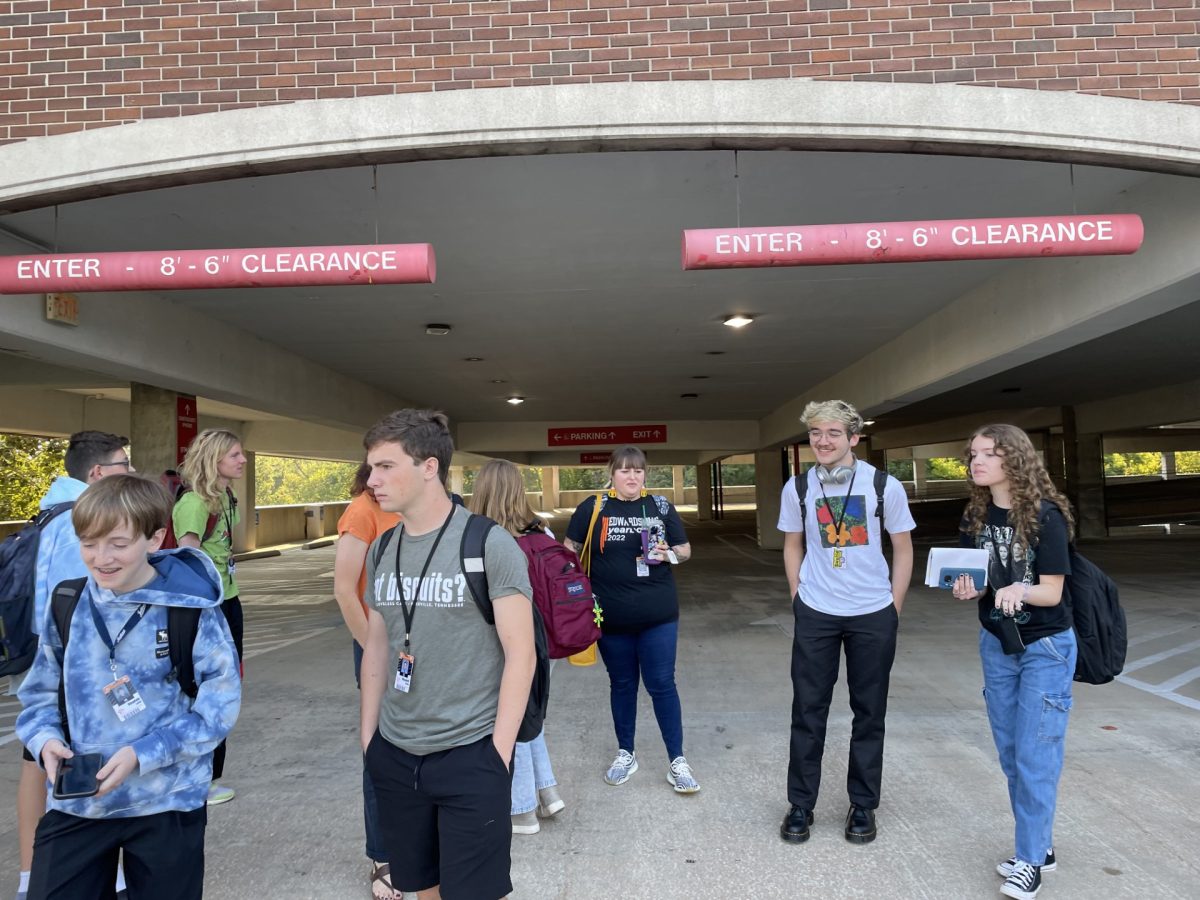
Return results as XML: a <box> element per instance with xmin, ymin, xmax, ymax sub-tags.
<box><xmin>0</xmin><ymin>434</ymin><xmax>68</xmax><ymax>520</ymax></box>
<box><xmin>927</xmin><ymin>457</ymin><xmax>967</xmax><ymax>480</ymax></box>
<box><xmin>560</xmin><ymin>468</ymin><xmax>609</xmax><ymax>491</ymax></box>
<box><xmin>1103</xmin><ymin>452</ymin><xmax>1162</xmax><ymax>477</ymax></box>
<box><xmin>888</xmin><ymin>459</ymin><xmax>916</xmax><ymax>481</ymax></box>
<box><xmin>255</xmin><ymin>455</ymin><xmax>357</xmax><ymax>505</ymax></box>
<box><xmin>1176</xmin><ymin>451</ymin><xmax>1200</xmax><ymax>475</ymax></box>
<box><xmin>719</xmin><ymin>463</ymin><xmax>756</xmax><ymax>486</ymax></box>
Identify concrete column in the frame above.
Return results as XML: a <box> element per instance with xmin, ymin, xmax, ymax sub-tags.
<box><xmin>1046</xmin><ymin>430</ymin><xmax>1067</xmax><ymax>490</ymax></box>
<box><xmin>671</xmin><ymin>465</ymin><xmax>685</xmax><ymax>507</ymax></box>
<box><xmin>696</xmin><ymin>461</ymin><xmax>713</xmax><ymax>521</ymax></box>
<box><xmin>233</xmin><ymin>450</ymin><xmax>256</xmax><ymax>552</ymax></box>
<box><xmin>912</xmin><ymin>458</ymin><xmax>927</xmax><ymax>498</ymax></box>
<box><xmin>541</xmin><ymin>466</ymin><xmax>560</xmax><ymax>509</ymax></box>
<box><xmin>449</xmin><ymin>465</ymin><xmax>465</xmax><ymax>496</ymax></box>
<box><xmin>1070</xmin><ymin>432</ymin><xmax>1108</xmax><ymax>539</ymax></box>
<box><xmin>129</xmin><ymin>382</ymin><xmax>178</xmax><ymax>477</ymax></box>
<box><xmin>1162</xmin><ymin>451</ymin><xmax>1176</xmax><ymax>478</ymax></box>
<box><xmin>755</xmin><ymin>449</ymin><xmax>784</xmax><ymax>550</ymax></box>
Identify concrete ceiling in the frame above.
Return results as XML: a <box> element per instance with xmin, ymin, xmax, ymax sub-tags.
<box><xmin>0</xmin><ymin>148</ymin><xmax>1183</xmax><ymax>436</ymax></box>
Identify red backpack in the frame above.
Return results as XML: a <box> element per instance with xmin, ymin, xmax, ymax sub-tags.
<box><xmin>516</xmin><ymin>531</ymin><xmax>601</xmax><ymax>659</ymax></box>
<box><xmin>158</xmin><ymin>471</ymin><xmax>223</xmax><ymax>551</ymax></box>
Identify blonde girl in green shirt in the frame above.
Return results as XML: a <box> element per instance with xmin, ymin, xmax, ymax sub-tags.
<box><xmin>175</xmin><ymin>428</ymin><xmax>247</xmax><ymax>806</ymax></box>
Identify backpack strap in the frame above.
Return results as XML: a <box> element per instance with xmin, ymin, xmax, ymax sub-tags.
<box><xmin>49</xmin><ymin>577</ymin><xmax>87</xmax><ymax>745</ymax></box>
<box><xmin>793</xmin><ymin>471</ymin><xmax>809</xmax><ymax>541</ymax></box>
<box><xmin>874</xmin><ymin>468</ymin><xmax>888</xmax><ymax>538</ymax></box>
<box><xmin>167</xmin><ymin>606</ymin><xmax>203</xmax><ymax>700</ymax></box>
<box><xmin>371</xmin><ymin>524</ymin><xmax>401</xmax><ymax>570</ymax></box>
<box><xmin>578</xmin><ymin>492</ymin><xmax>605</xmax><ymax>575</ymax></box>
<box><xmin>460</xmin><ymin>513</ymin><xmax>497</xmax><ymax>624</ymax></box>
<box><xmin>35</xmin><ymin>501</ymin><xmax>76</xmax><ymax>530</ymax></box>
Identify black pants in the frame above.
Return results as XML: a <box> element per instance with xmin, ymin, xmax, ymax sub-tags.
<box><xmin>29</xmin><ymin>807</ymin><xmax>206</xmax><ymax>900</ymax></box>
<box><xmin>788</xmin><ymin>598</ymin><xmax>898</xmax><ymax>810</ymax></box>
<box><xmin>212</xmin><ymin>595</ymin><xmax>243</xmax><ymax>781</ymax></box>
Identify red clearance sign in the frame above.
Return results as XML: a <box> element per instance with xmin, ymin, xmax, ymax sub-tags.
<box><xmin>176</xmin><ymin>394</ymin><xmax>197</xmax><ymax>465</ymax></box>
<box><xmin>548</xmin><ymin>425</ymin><xmax>668</xmax><ymax>447</ymax></box>
<box><xmin>682</xmin><ymin>214</ymin><xmax>1143</xmax><ymax>269</ymax></box>
<box><xmin>0</xmin><ymin>244</ymin><xmax>436</xmax><ymax>293</ymax></box>
<box><xmin>580</xmin><ymin>452</ymin><xmax>611</xmax><ymax>464</ymax></box>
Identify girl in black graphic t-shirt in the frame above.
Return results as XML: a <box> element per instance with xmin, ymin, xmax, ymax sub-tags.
<box><xmin>953</xmin><ymin>424</ymin><xmax>1077</xmax><ymax>900</ymax></box>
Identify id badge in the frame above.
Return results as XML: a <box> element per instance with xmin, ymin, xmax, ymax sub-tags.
<box><xmin>832</xmin><ymin>548</ymin><xmax>847</xmax><ymax>570</ymax></box>
<box><xmin>636</xmin><ymin>557</ymin><xmax>650</xmax><ymax>578</ymax></box>
<box><xmin>226</xmin><ymin>559</ymin><xmax>236</xmax><ymax>577</ymax></box>
<box><xmin>103</xmin><ymin>675</ymin><xmax>147</xmax><ymax>722</ymax></box>
<box><xmin>394</xmin><ymin>654</ymin><xmax>414</xmax><ymax>693</ymax></box>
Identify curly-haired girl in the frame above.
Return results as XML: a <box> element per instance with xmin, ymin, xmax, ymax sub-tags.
<box><xmin>952</xmin><ymin>423</ymin><xmax>1076</xmax><ymax>900</ymax></box>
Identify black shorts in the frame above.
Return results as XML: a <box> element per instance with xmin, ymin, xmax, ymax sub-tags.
<box><xmin>365</xmin><ymin>731</ymin><xmax>514</xmax><ymax>900</ymax></box>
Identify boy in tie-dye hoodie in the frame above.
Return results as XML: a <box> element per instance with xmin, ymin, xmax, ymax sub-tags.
<box><xmin>17</xmin><ymin>474</ymin><xmax>241</xmax><ymax>900</ymax></box>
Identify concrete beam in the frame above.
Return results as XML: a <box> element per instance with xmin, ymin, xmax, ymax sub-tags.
<box><xmin>1077</xmin><ymin>377</ymin><xmax>1200</xmax><ymax>434</ymax></box>
<box><xmin>456</xmin><ymin>420</ymin><xmax>760</xmax><ymax>454</ymax></box>
<box><xmin>0</xmin><ymin>290</ymin><xmax>410</xmax><ymax>433</ymax></box>
<box><xmin>2</xmin><ymin>82</ymin><xmax>1199</xmax><ymax>211</ymax></box>
<box><xmin>868</xmin><ymin>408</ymin><xmax>1063</xmax><ymax>451</ymax></box>
<box><xmin>761</xmin><ymin>175</ymin><xmax>1200</xmax><ymax>447</ymax></box>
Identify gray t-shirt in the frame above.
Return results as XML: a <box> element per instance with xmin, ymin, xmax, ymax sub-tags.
<box><xmin>364</xmin><ymin>506</ymin><xmax>532</xmax><ymax>755</ymax></box>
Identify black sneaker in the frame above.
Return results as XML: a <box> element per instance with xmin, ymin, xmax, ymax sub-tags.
<box><xmin>1000</xmin><ymin>861</ymin><xmax>1042</xmax><ymax>900</ymax></box>
<box><xmin>998</xmin><ymin>849</ymin><xmax>1056</xmax><ymax>877</ymax></box>
<box><xmin>780</xmin><ymin>805</ymin><xmax>814</xmax><ymax>843</ymax></box>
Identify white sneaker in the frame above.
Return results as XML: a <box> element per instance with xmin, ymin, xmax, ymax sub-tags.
<box><xmin>207</xmin><ymin>783</ymin><xmax>236</xmax><ymax>805</ymax></box>
<box><xmin>667</xmin><ymin>756</ymin><xmax>700</xmax><ymax>793</ymax></box>
<box><xmin>511</xmin><ymin>811</ymin><xmax>540</xmax><ymax>835</ymax></box>
<box><xmin>1000</xmin><ymin>861</ymin><xmax>1042</xmax><ymax>900</ymax></box>
<box><xmin>604</xmin><ymin>749</ymin><xmax>638</xmax><ymax>785</ymax></box>
<box><xmin>998</xmin><ymin>849</ymin><xmax>1056</xmax><ymax>877</ymax></box>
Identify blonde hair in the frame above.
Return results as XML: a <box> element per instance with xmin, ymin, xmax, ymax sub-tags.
<box><xmin>800</xmin><ymin>399</ymin><xmax>864</xmax><ymax>435</ymax></box>
<box><xmin>961</xmin><ymin>424</ymin><xmax>1076</xmax><ymax>551</ymax></box>
<box><xmin>73</xmin><ymin>474</ymin><xmax>172</xmax><ymax>541</ymax></box>
<box><xmin>180</xmin><ymin>428</ymin><xmax>242</xmax><ymax>512</ymax></box>
<box><xmin>468</xmin><ymin>459</ymin><xmax>538</xmax><ymax>537</ymax></box>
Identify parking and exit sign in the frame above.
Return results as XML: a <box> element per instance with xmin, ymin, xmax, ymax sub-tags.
<box><xmin>547</xmin><ymin>425</ymin><xmax>668</xmax><ymax>446</ymax></box>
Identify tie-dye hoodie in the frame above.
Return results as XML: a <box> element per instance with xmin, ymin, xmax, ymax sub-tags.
<box><xmin>32</xmin><ymin>475</ymin><xmax>89</xmax><ymax>635</ymax></box>
<box><xmin>17</xmin><ymin>548</ymin><xmax>241</xmax><ymax>818</ymax></box>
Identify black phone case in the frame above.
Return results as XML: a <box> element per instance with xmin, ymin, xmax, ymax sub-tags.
<box><xmin>53</xmin><ymin>753</ymin><xmax>103</xmax><ymax>799</ymax></box>
<box><xmin>997</xmin><ymin>616</ymin><xmax>1026</xmax><ymax>656</ymax></box>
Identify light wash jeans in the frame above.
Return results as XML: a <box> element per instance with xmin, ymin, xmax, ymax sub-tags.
<box><xmin>511</xmin><ymin>730</ymin><xmax>558</xmax><ymax>815</ymax></box>
<box><xmin>979</xmin><ymin>627</ymin><xmax>1077</xmax><ymax>866</ymax></box>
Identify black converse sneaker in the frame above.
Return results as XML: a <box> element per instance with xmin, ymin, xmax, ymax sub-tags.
<box><xmin>1000</xmin><ymin>861</ymin><xmax>1042</xmax><ymax>900</ymax></box>
<box><xmin>997</xmin><ymin>848</ymin><xmax>1055</xmax><ymax>877</ymax></box>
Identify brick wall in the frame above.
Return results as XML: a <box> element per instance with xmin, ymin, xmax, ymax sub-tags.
<box><xmin>1</xmin><ymin>0</ymin><xmax>1197</xmax><ymax>144</ymax></box>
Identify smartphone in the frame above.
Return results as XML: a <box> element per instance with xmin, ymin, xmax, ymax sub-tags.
<box><xmin>52</xmin><ymin>753</ymin><xmax>103</xmax><ymax>800</ymax></box>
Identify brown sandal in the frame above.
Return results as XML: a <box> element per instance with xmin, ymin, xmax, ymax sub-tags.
<box><xmin>370</xmin><ymin>861</ymin><xmax>399</xmax><ymax>900</ymax></box>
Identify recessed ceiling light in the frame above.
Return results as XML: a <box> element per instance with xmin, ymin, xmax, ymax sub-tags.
<box><xmin>863</xmin><ymin>419</ymin><xmax>876</xmax><ymax>426</ymax></box>
<box><xmin>463</xmin><ymin>356</ymin><xmax>484</xmax><ymax>362</ymax></box>
<box><xmin>491</xmin><ymin>379</ymin><xmax>507</xmax><ymax>384</ymax></box>
<box><xmin>691</xmin><ymin>375</ymin><xmax>710</xmax><ymax>380</ymax></box>
<box><xmin>704</xmin><ymin>350</ymin><xmax>725</xmax><ymax>355</ymax></box>
<box><xmin>425</xmin><ymin>324</ymin><xmax>452</xmax><ymax>336</ymax></box>
<box><xmin>1001</xmin><ymin>386</ymin><xmax>1021</xmax><ymax>393</ymax></box>
<box><xmin>506</xmin><ymin>396</ymin><xmax>525</xmax><ymax>405</ymax></box>
<box><xmin>680</xmin><ymin>393</ymin><xmax>699</xmax><ymax>399</ymax></box>
<box><xmin>723</xmin><ymin>315</ymin><xmax>754</xmax><ymax>328</ymax></box>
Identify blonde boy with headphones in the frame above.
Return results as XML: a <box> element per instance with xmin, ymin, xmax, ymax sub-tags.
<box><xmin>776</xmin><ymin>400</ymin><xmax>915</xmax><ymax>847</ymax></box>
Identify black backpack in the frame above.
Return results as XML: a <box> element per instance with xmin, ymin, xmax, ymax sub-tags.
<box><xmin>793</xmin><ymin>466</ymin><xmax>890</xmax><ymax>542</ymax></box>
<box><xmin>373</xmin><ymin>513</ymin><xmax>551</xmax><ymax>743</ymax></box>
<box><xmin>0</xmin><ymin>501</ymin><xmax>75</xmax><ymax>677</ymax></box>
<box><xmin>49</xmin><ymin>578</ymin><xmax>201</xmax><ymax>742</ymax></box>
<box><xmin>1065</xmin><ymin>548</ymin><xmax>1126</xmax><ymax>685</ymax></box>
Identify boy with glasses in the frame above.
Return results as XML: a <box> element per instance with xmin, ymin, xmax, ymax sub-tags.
<box><xmin>11</xmin><ymin>431</ymin><xmax>133</xmax><ymax>900</ymax></box>
<box><xmin>776</xmin><ymin>401</ymin><xmax>915</xmax><ymax>846</ymax></box>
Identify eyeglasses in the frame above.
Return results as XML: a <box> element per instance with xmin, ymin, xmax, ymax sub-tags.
<box><xmin>989</xmin><ymin>607</ymin><xmax>1031</xmax><ymax>625</ymax></box>
<box><xmin>98</xmin><ymin>460</ymin><xmax>132</xmax><ymax>469</ymax></box>
<box><xmin>808</xmin><ymin>430</ymin><xmax>846</xmax><ymax>441</ymax></box>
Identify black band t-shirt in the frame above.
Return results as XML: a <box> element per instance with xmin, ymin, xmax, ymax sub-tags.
<box><xmin>961</xmin><ymin>500</ymin><xmax>1072</xmax><ymax>644</ymax></box>
<box><xmin>566</xmin><ymin>494</ymin><xmax>688</xmax><ymax>635</ymax></box>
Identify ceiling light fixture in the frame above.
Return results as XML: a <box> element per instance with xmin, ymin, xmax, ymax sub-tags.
<box><xmin>425</xmin><ymin>323</ymin><xmax>452</xmax><ymax>336</ymax></box>
<box><xmin>506</xmin><ymin>396</ymin><xmax>525</xmax><ymax>405</ymax></box>
<box><xmin>463</xmin><ymin>356</ymin><xmax>484</xmax><ymax>362</ymax></box>
<box><xmin>680</xmin><ymin>393</ymin><xmax>699</xmax><ymax>399</ymax></box>
<box><xmin>723</xmin><ymin>315</ymin><xmax>754</xmax><ymax>328</ymax></box>
<box><xmin>704</xmin><ymin>350</ymin><xmax>726</xmax><ymax>355</ymax></box>
<box><xmin>491</xmin><ymin>379</ymin><xmax>507</xmax><ymax>384</ymax></box>
<box><xmin>691</xmin><ymin>375</ymin><xmax>710</xmax><ymax>380</ymax></box>
<box><xmin>863</xmin><ymin>419</ymin><xmax>876</xmax><ymax>426</ymax></box>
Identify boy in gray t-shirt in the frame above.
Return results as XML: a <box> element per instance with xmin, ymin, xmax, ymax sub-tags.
<box><xmin>358</xmin><ymin>410</ymin><xmax>536</xmax><ymax>900</ymax></box>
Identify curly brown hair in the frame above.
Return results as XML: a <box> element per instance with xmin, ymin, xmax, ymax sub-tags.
<box><xmin>961</xmin><ymin>423</ymin><xmax>1076</xmax><ymax>551</ymax></box>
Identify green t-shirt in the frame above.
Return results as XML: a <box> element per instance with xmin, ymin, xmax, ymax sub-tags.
<box><xmin>172</xmin><ymin>489</ymin><xmax>239</xmax><ymax>600</ymax></box>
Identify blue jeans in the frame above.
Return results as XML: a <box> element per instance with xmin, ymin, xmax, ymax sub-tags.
<box><xmin>597</xmin><ymin>619</ymin><xmax>684</xmax><ymax>761</ymax></box>
<box><xmin>511</xmin><ymin>730</ymin><xmax>558</xmax><ymax>815</ymax></box>
<box><xmin>353</xmin><ymin>641</ymin><xmax>385</xmax><ymax>862</ymax></box>
<box><xmin>980</xmin><ymin>627</ymin><xmax>1077</xmax><ymax>866</ymax></box>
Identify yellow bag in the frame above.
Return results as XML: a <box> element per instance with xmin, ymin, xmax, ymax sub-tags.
<box><xmin>570</xmin><ymin>492</ymin><xmax>607</xmax><ymax>667</ymax></box>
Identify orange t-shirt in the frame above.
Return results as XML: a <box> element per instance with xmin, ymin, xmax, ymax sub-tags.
<box><xmin>337</xmin><ymin>493</ymin><xmax>401</xmax><ymax>611</ymax></box>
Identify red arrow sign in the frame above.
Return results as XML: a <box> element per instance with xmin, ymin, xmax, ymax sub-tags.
<box><xmin>548</xmin><ymin>425</ymin><xmax>668</xmax><ymax>447</ymax></box>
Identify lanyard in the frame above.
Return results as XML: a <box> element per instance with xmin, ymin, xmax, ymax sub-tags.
<box><xmin>393</xmin><ymin>507</ymin><xmax>455</xmax><ymax>655</ymax></box>
<box><xmin>817</xmin><ymin>463</ymin><xmax>858</xmax><ymax>545</ymax></box>
<box><xmin>88</xmin><ymin>597</ymin><xmax>151</xmax><ymax>673</ymax></box>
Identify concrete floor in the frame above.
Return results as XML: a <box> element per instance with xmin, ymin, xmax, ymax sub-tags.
<box><xmin>2</xmin><ymin>509</ymin><xmax>1199</xmax><ymax>899</ymax></box>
